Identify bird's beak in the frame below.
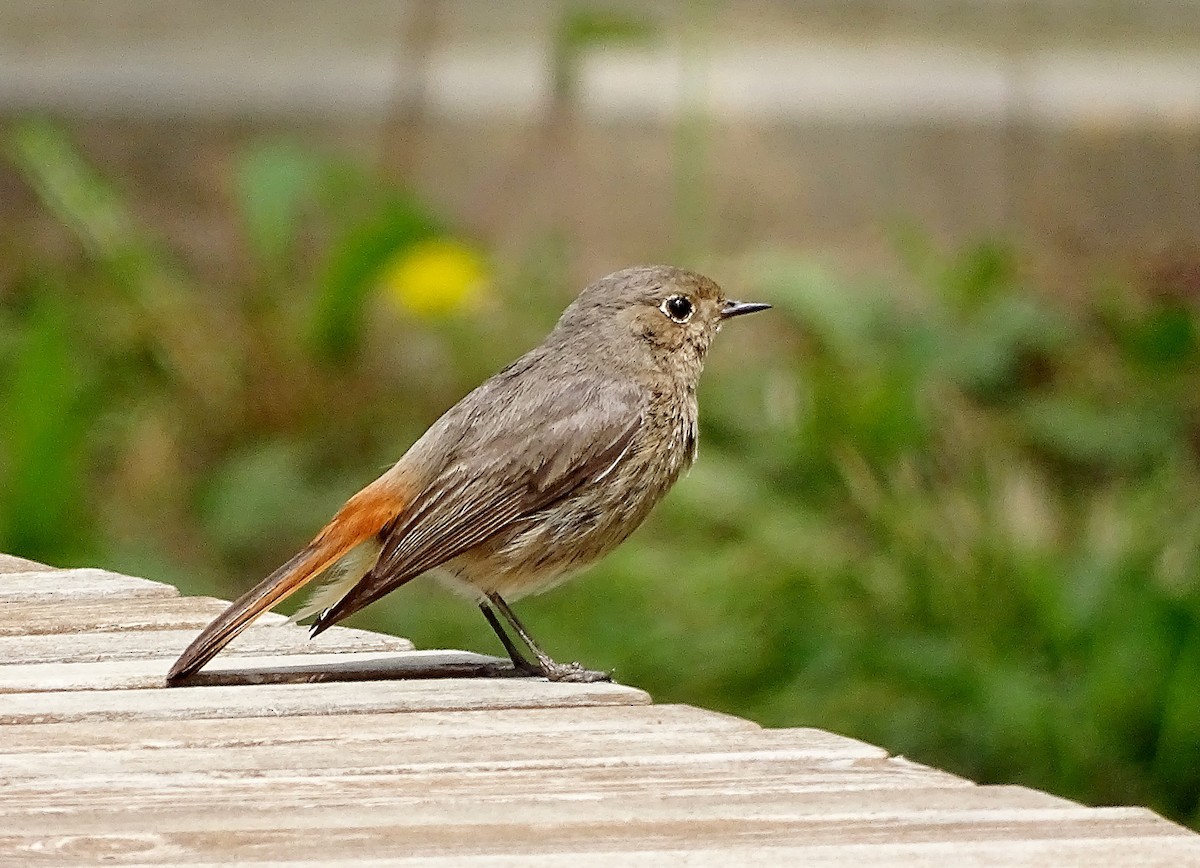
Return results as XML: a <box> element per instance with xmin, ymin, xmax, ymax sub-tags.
<box><xmin>720</xmin><ymin>300</ymin><xmax>772</xmax><ymax>320</ymax></box>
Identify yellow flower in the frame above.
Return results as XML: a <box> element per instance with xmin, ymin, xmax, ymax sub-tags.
<box><xmin>380</xmin><ymin>239</ymin><xmax>488</xmax><ymax>317</ymax></box>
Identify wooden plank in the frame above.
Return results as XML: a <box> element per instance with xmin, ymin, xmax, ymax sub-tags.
<box><xmin>0</xmin><ymin>806</ymin><xmax>1192</xmax><ymax>865</ymax></box>
<box><xmin>0</xmin><ymin>677</ymin><xmax>652</xmax><ymax>724</ymax></box>
<box><xmin>0</xmin><ymin>728</ymin><xmax>894</xmax><ymax>784</ymax></box>
<box><xmin>0</xmin><ymin>596</ymin><xmax>271</xmax><ymax>637</ymax></box>
<box><xmin>0</xmin><ymin>704</ymin><xmax>761</xmax><ymax>753</ymax></box>
<box><xmin>2</xmin><ymin>556</ymin><xmax>1193</xmax><ymax>866</ymax></box>
<box><xmin>0</xmin><ymin>786</ymin><xmax>1080</xmax><ymax>837</ymax></box>
<box><xmin>0</xmin><ymin>624</ymin><xmax>414</xmax><ymax>664</ymax></box>
<box><xmin>0</xmin><ymin>568</ymin><xmax>178</xmax><ymax>602</ymax></box>
<box><xmin>118</xmin><ymin>838</ymin><xmax>1200</xmax><ymax>867</ymax></box>
<box><xmin>0</xmin><ymin>553</ymin><xmax>50</xmax><ymax>574</ymax></box>
<box><xmin>0</xmin><ymin>754</ymin><xmax>972</xmax><ymax>816</ymax></box>
<box><xmin>0</xmin><ymin>648</ymin><xmax>534</xmax><ymax>692</ymax></box>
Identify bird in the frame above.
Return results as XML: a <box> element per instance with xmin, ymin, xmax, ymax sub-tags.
<box><xmin>166</xmin><ymin>265</ymin><xmax>769</xmax><ymax>685</ymax></box>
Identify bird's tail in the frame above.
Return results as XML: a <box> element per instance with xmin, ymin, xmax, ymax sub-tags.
<box><xmin>165</xmin><ymin>479</ymin><xmax>404</xmax><ymax>684</ymax></box>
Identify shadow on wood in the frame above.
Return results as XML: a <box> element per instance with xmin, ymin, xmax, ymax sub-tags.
<box><xmin>170</xmin><ymin>650</ymin><xmax>525</xmax><ymax>688</ymax></box>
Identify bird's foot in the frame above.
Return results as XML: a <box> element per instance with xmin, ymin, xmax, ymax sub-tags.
<box><xmin>538</xmin><ymin>660</ymin><xmax>612</xmax><ymax>683</ymax></box>
<box><xmin>510</xmin><ymin>657</ymin><xmax>542</xmax><ymax>677</ymax></box>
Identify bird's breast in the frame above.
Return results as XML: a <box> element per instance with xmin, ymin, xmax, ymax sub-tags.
<box><xmin>446</xmin><ymin>392</ymin><xmax>698</xmax><ymax>598</ymax></box>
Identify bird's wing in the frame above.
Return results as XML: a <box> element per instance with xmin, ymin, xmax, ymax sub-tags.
<box><xmin>309</xmin><ymin>372</ymin><xmax>644</xmax><ymax>632</ymax></box>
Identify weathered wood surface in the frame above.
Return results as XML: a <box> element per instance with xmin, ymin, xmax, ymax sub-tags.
<box><xmin>2</xmin><ymin>552</ymin><xmax>1198</xmax><ymax>866</ymax></box>
<box><xmin>0</xmin><ymin>623</ymin><xmax>414</xmax><ymax>664</ymax></box>
<box><xmin>0</xmin><ymin>552</ymin><xmax>51</xmax><ymax>573</ymax></box>
<box><xmin>0</xmin><ymin>595</ymin><xmax>272</xmax><ymax>637</ymax></box>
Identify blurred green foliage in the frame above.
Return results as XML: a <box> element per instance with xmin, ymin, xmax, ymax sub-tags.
<box><xmin>3</xmin><ymin>121</ymin><xmax>1199</xmax><ymax>830</ymax></box>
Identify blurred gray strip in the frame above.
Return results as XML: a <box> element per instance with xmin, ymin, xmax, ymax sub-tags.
<box><xmin>3</xmin><ymin>44</ymin><xmax>1199</xmax><ymax>125</ymax></box>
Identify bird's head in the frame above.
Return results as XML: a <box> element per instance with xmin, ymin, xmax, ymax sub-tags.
<box><xmin>554</xmin><ymin>265</ymin><xmax>770</xmax><ymax>382</ymax></box>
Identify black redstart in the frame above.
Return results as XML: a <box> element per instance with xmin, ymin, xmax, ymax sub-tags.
<box><xmin>167</xmin><ymin>265</ymin><xmax>769</xmax><ymax>684</ymax></box>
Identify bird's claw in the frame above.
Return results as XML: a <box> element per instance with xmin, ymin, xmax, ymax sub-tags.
<box><xmin>540</xmin><ymin>660</ymin><xmax>612</xmax><ymax>683</ymax></box>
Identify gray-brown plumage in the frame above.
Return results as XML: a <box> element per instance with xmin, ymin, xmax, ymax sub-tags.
<box><xmin>167</xmin><ymin>265</ymin><xmax>769</xmax><ymax>685</ymax></box>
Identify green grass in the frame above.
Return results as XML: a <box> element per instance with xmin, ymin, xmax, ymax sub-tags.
<box><xmin>3</xmin><ymin>121</ymin><xmax>1199</xmax><ymax>829</ymax></box>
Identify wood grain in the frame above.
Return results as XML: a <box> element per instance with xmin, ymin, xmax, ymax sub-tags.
<box><xmin>1</xmin><ymin>806</ymin><xmax>1195</xmax><ymax>866</ymax></box>
<box><xmin>0</xmin><ymin>649</ymin><xmax>515</xmax><ymax>691</ymax></box>
<box><xmin>0</xmin><ymin>645</ymin><xmax>597</xmax><ymax>692</ymax></box>
<box><xmin>0</xmin><ymin>675</ymin><xmax>652</xmax><ymax>724</ymax></box>
<box><xmin>0</xmin><ymin>596</ymin><xmax>267</xmax><ymax>636</ymax></box>
<box><xmin>2</xmin><ymin>560</ymin><xmax>1196</xmax><ymax>867</ymax></box>
<box><xmin>0</xmin><ymin>783</ymin><xmax>1070</xmax><ymax>835</ymax></box>
<box><xmin>0</xmin><ymin>624</ymin><xmax>413</xmax><ymax>664</ymax></box>
<box><xmin>0</xmin><ymin>568</ymin><xmax>178</xmax><ymax>602</ymax></box>
<box><xmin>0</xmin><ymin>730</ymin><xmax>899</xmax><ymax>785</ymax></box>
<box><xmin>2</xmin><ymin>755</ymin><xmax>973</xmax><ymax>813</ymax></box>
<box><xmin>0</xmin><ymin>704</ymin><xmax>761</xmax><ymax>752</ymax></box>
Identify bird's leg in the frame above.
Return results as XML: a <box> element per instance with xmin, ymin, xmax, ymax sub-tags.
<box><xmin>478</xmin><ymin>600</ymin><xmax>539</xmax><ymax>676</ymax></box>
<box><xmin>485</xmin><ymin>592</ymin><xmax>611</xmax><ymax>683</ymax></box>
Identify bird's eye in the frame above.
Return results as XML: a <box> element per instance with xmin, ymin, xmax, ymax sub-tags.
<box><xmin>661</xmin><ymin>294</ymin><xmax>694</xmax><ymax>323</ymax></box>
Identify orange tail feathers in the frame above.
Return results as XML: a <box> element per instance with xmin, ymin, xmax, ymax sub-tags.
<box><xmin>165</xmin><ymin>479</ymin><xmax>405</xmax><ymax>685</ymax></box>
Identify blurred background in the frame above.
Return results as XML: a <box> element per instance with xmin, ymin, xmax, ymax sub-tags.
<box><xmin>2</xmin><ymin>0</ymin><xmax>1199</xmax><ymax>829</ymax></box>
